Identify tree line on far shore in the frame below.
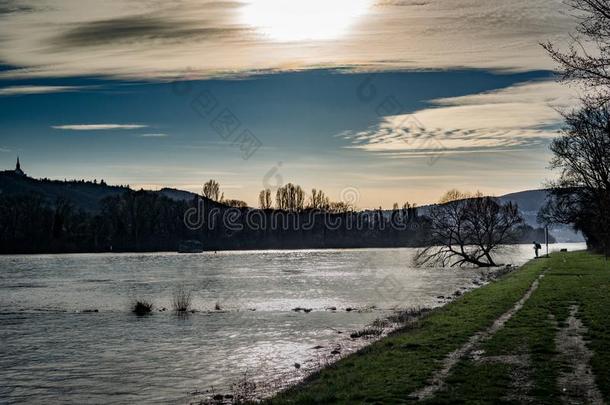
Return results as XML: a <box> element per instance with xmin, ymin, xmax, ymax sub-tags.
<box><xmin>0</xmin><ymin>179</ymin><xmax>427</xmax><ymax>253</ymax></box>
<box><xmin>0</xmin><ymin>173</ymin><xmax>550</xmax><ymax>254</ymax></box>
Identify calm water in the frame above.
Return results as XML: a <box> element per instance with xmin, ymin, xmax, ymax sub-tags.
<box><xmin>0</xmin><ymin>244</ymin><xmax>585</xmax><ymax>404</ymax></box>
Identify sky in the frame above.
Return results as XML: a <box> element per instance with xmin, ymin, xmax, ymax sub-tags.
<box><xmin>0</xmin><ymin>0</ymin><xmax>583</xmax><ymax>208</ymax></box>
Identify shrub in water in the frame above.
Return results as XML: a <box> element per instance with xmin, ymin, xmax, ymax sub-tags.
<box><xmin>133</xmin><ymin>300</ymin><xmax>153</xmax><ymax>316</ymax></box>
<box><xmin>172</xmin><ymin>287</ymin><xmax>192</xmax><ymax>312</ymax></box>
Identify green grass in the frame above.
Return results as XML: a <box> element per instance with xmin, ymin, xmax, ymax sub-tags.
<box><xmin>269</xmin><ymin>251</ymin><xmax>610</xmax><ymax>404</ymax></box>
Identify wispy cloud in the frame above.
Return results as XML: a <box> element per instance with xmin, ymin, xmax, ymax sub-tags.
<box><xmin>0</xmin><ymin>147</ymin><xmax>11</xmax><ymax>153</ymax></box>
<box><xmin>138</xmin><ymin>133</ymin><xmax>169</xmax><ymax>138</ymax></box>
<box><xmin>52</xmin><ymin>124</ymin><xmax>148</xmax><ymax>130</ymax></box>
<box><xmin>0</xmin><ymin>2</ymin><xmax>35</xmax><ymax>15</ymax></box>
<box><xmin>54</xmin><ymin>15</ymin><xmax>249</xmax><ymax>48</ymax></box>
<box><xmin>0</xmin><ymin>85</ymin><xmax>91</xmax><ymax>96</ymax></box>
<box><xmin>341</xmin><ymin>80</ymin><xmax>579</xmax><ymax>157</ymax></box>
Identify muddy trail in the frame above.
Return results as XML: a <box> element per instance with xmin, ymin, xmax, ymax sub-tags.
<box><xmin>411</xmin><ymin>272</ymin><xmax>546</xmax><ymax>401</ymax></box>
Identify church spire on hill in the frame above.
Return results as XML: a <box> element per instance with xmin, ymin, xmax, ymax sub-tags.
<box><xmin>14</xmin><ymin>157</ymin><xmax>25</xmax><ymax>176</ymax></box>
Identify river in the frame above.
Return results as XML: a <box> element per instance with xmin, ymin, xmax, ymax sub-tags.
<box><xmin>0</xmin><ymin>243</ymin><xmax>585</xmax><ymax>404</ymax></box>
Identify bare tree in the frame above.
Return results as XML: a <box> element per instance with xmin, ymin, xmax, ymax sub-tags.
<box><xmin>415</xmin><ymin>190</ymin><xmax>523</xmax><ymax>267</ymax></box>
<box><xmin>308</xmin><ymin>188</ymin><xmax>330</xmax><ymax>210</ymax></box>
<box><xmin>202</xmin><ymin>179</ymin><xmax>221</xmax><ymax>202</ymax></box>
<box><xmin>542</xmin><ymin>0</ymin><xmax>610</xmax><ymax>91</ymax></box>
<box><xmin>540</xmin><ymin>0</ymin><xmax>610</xmax><ymax>254</ymax></box>
<box><xmin>391</xmin><ymin>203</ymin><xmax>400</xmax><ymax>224</ymax></box>
<box><xmin>275</xmin><ymin>183</ymin><xmax>305</xmax><ymax>211</ymax></box>
<box><xmin>258</xmin><ymin>189</ymin><xmax>272</xmax><ymax>209</ymax></box>
<box><xmin>539</xmin><ymin>98</ymin><xmax>610</xmax><ymax>254</ymax></box>
<box><xmin>328</xmin><ymin>201</ymin><xmax>354</xmax><ymax>214</ymax></box>
<box><xmin>402</xmin><ymin>202</ymin><xmax>417</xmax><ymax>221</ymax></box>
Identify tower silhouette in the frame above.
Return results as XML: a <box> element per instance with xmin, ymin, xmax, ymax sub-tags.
<box><xmin>14</xmin><ymin>157</ymin><xmax>25</xmax><ymax>176</ymax></box>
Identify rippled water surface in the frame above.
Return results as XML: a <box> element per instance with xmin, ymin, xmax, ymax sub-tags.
<box><xmin>0</xmin><ymin>244</ymin><xmax>585</xmax><ymax>404</ymax></box>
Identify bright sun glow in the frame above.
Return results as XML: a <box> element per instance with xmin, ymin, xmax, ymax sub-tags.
<box><xmin>239</xmin><ymin>0</ymin><xmax>372</xmax><ymax>42</ymax></box>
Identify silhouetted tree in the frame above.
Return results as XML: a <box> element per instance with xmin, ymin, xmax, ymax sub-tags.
<box><xmin>308</xmin><ymin>188</ymin><xmax>330</xmax><ymax>210</ymax></box>
<box><xmin>543</xmin><ymin>0</ymin><xmax>610</xmax><ymax>92</ymax></box>
<box><xmin>539</xmin><ymin>99</ymin><xmax>610</xmax><ymax>255</ymax></box>
<box><xmin>328</xmin><ymin>201</ymin><xmax>353</xmax><ymax>213</ymax></box>
<box><xmin>203</xmin><ymin>179</ymin><xmax>221</xmax><ymax>202</ymax></box>
<box><xmin>416</xmin><ymin>190</ymin><xmax>523</xmax><ymax>267</ymax></box>
<box><xmin>276</xmin><ymin>183</ymin><xmax>305</xmax><ymax>211</ymax></box>
<box><xmin>391</xmin><ymin>203</ymin><xmax>400</xmax><ymax>224</ymax></box>
<box><xmin>258</xmin><ymin>189</ymin><xmax>272</xmax><ymax>209</ymax></box>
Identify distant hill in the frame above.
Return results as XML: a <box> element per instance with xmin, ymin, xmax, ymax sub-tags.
<box><xmin>410</xmin><ymin>189</ymin><xmax>548</xmax><ymax>226</ymax></box>
<box><xmin>0</xmin><ymin>172</ymin><xmax>204</xmax><ymax>212</ymax></box>
<box><xmin>497</xmin><ymin>189</ymin><xmax>548</xmax><ymax>227</ymax></box>
<box><xmin>158</xmin><ymin>187</ymin><xmax>199</xmax><ymax>202</ymax></box>
<box><xmin>497</xmin><ymin>189</ymin><xmax>584</xmax><ymax>243</ymax></box>
<box><xmin>0</xmin><ymin>171</ymin><xmax>127</xmax><ymax>212</ymax></box>
<box><xmin>390</xmin><ymin>189</ymin><xmax>584</xmax><ymax>243</ymax></box>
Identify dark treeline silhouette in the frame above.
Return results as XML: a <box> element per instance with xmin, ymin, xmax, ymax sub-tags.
<box><xmin>0</xmin><ymin>189</ymin><xmax>424</xmax><ymax>254</ymax></box>
<box><xmin>0</xmin><ymin>190</ymin><xmax>189</xmax><ymax>253</ymax></box>
<box><xmin>0</xmin><ymin>172</ymin><xmax>549</xmax><ymax>254</ymax></box>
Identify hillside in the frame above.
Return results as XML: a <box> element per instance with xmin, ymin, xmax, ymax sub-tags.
<box><xmin>498</xmin><ymin>189</ymin><xmax>584</xmax><ymax>242</ymax></box>
<box><xmin>497</xmin><ymin>189</ymin><xmax>548</xmax><ymax>226</ymax></box>
<box><xmin>158</xmin><ymin>187</ymin><xmax>199</xmax><ymax>202</ymax></box>
<box><xmin>0</xmin><ymin>171</ymin><xmax>205</xmax><ymax>211</ymax></box>
<box><xmin>0</xmin><ymin>171</ymin><xmax>127</xmax><ymax>212</ymax></box>
<box><xmin>412</xmin><ymin>189</ymin><xmax>583</xmax><ymax>243</ymax></box>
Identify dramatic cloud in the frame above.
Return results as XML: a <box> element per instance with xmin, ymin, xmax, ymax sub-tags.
<box><xmin>54</xmin><ymin>16</ymin><xmax>249</xmax><ymax>48</ymax></box>
<box><xmin>0</xmin><ymin>85</ymin><xmax>90</xmax><ymax>96</ymax></box>
<box><xmin>52</xmin><ymin>124</ymin><xmax>148</xmax><ymax>130</ymax></box>
<box><xmin>341</xmin><ymin>80</ymin><xmax>579</xmax><ymax>157</ymax></box>
<box><xmin>0</xmin><ymin>0</ymin><xmax>576</xmax><ymax>79</ymax></box>
<box><xmin>0</xmin><ymin>1</ymin><xmax>584</xmax><ymax>205</ymax></box>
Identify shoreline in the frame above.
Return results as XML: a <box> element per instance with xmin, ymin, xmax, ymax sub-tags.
<box><xmin>263</xmin><ymin>250</ymin><xmax>608</xmax><ymax>404</ymax></box>
<box><xmin>192</xmin><ymin>265</ymin><xmax>515</xmax><ymax>404</ymax></box>
<box><xmin>0</xmin><ymin>242</ymin><xmax>586</xmax><ymax>257</ymax></box>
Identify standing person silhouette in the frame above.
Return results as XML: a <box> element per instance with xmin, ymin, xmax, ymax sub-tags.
<box><xmin>533</xmin><ymin>241</ymin><xmax>541</xmax><ymax>258</ymax></box>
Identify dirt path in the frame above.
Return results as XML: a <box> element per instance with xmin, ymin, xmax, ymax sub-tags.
<box><xmin>555</xmin><ymin>305</ymin><xmax>604</xmax><ymax>405</ymax></box>
<box><xmin>410</xmin><ymin>273</ymin><xmax>545</xmax><ymax>401</ymax></box>
<box><xmin>479</xmin><ymin>353</ymin><xmax>533</xmax><ymax>403</ymax></box>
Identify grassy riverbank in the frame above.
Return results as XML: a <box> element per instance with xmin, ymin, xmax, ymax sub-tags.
<box><xmin>269</xmin><ymin>251</ymin><xmax>610</xmax><ymax>404</ymax></box>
